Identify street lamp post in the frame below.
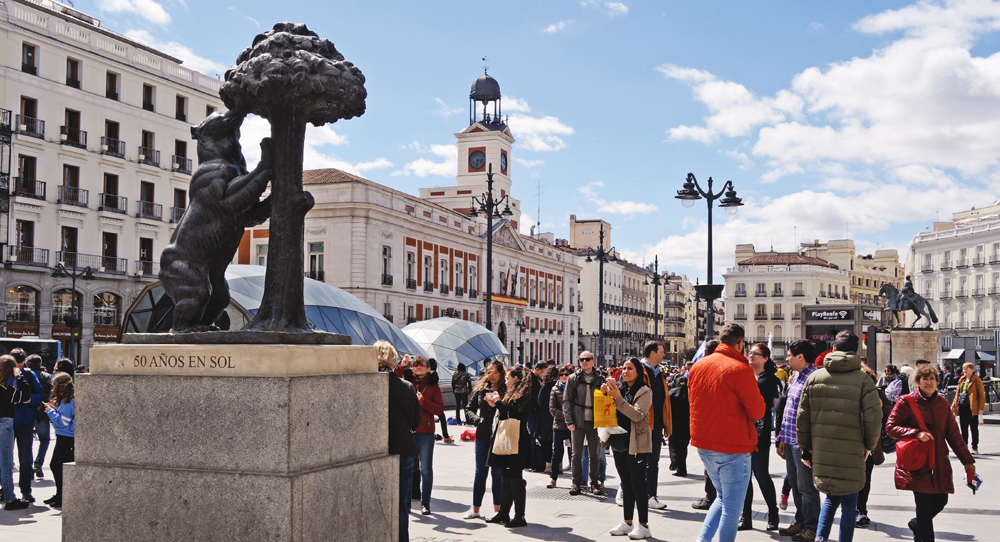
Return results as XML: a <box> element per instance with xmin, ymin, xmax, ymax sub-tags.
<box><xmin>469</xmin><ymin>163</ymin><xmax>513</xmax><ymax>332</ymax></box>
<box><xmin>644</xmin><ymin>255</ymin><xmax>665</xmax><ymax>339</ymax></box>
<box><xmin>675</xmin><ymin>173</ymin><xmax>743</xmax><ymax>341</ymax></box>
<box><xmin>51</xmin><ymin>263</ymin><xmax>95</xmax><ymax>363</ymax></box>
<box><xmin>585</xmin><ymin>225</ymin><xmax>617</xmax><ymax>366</ymax></box>
<box><xmin>515</xmin><ymin>318</ymin><xmax>526</xmax><ymax>365</ymax></box>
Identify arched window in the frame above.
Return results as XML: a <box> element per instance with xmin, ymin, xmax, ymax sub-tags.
<box><xmin>51</xmin><ymin>288</ymin><xmax>83</xmax><ymax>325</ymax></box>
<box><xmin>773</xmin><ymin>324</ymin><xmax>783</xmax><ymax>341</ymax></box>
<box><xmin>94</xmin><ymin>292</ymin><xmax>122</xmax><ymax>327</ymax></box>
<box><xmin>6</xmin><ymin>285</ymin><xmax>39</xmax><ymax>323</ymax></box>
<box><xmin>756</xmin><ymin>325</ymin><xmax>765</xmax><ymax>341</ymax></box>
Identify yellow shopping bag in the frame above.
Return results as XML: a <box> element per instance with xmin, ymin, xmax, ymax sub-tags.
<box><xmin>594</xmin><ymin>389</ymin><xmax>617</xmax><ymax>428</ymax></box>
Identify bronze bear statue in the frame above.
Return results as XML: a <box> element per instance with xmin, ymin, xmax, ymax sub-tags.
<box><xmin>158</xmin><ymin>110</ymin><xmax>272</xmax><ymax>333</ymax></box>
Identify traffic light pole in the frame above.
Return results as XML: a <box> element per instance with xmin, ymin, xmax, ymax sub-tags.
<box><xmin>51</xmin><ymin>263</ymin><xmax>93</xmax><ymax>363</ymax></box>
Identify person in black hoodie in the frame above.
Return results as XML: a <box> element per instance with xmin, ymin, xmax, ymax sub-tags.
<box><xmin>485</xmin><ymin>366</ymin><xmax>532</xmax><ymax>528</ymax></box>
<box><xmin>535</xmin><ymin>365</ymin><xmax>558</xmax><ymax>475</ymax></box>
<box><xmin>668</xmin><ymin>371</ymin><xmax>691</xmax><ymax>477</ymax></box>
<box><xmin>0</xmin><ymin>355</ymin><xmax>31</xmax><ymax>510</ymax></box>
<box><xmin>527</xmin><ymin>362</ymin><xmax>546</xmax><ymax>471</ymax></box>
<box><xmin>376</xmin><ymin>341</ymin><xmax>421</xmax><ymax>542</ymax></box>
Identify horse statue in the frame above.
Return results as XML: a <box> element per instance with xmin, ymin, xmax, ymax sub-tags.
<box><xmin>879</xmin><ymin>283</ymin><xmax>938</xmax><ymax>328</ymax></box>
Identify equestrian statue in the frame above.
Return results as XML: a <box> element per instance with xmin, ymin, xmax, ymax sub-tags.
<box><xmin>879</xmin><ymin>276</ymin><xmax>938</xmax><ymax>328</ymax></box>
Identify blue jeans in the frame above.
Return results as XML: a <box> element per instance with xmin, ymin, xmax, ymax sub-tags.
<box><xmin>473</xmin><ymin>430</ymin><xmax>501</xmax><ymax>507</ymax></box>
<box><xmin>697</xmin><ymin>449</ymin><xmax>752</xmax><ymax>542</ymax></box>
<box><xmin>398</xmin><ymin>455</ymin><xmax>414</xmax><ymax>542</ymax></box>
<box><xmin>816</xmin><ymin>492</ymin><xmax>858</xmax><ymax>542</ymax></box>
<box><xmin>413</xmin><ymin>433</ymin><xmax>435</xmax><ymax>507</ymax></box>
<box><xmin>785</xmin><ymin>444</ymin><xmax>820</xmax><ymax>530</ymax></box>
<box><xmin>0</xmin><ymin>418</ymin><xmax>14</xmax><ymax>502</ymax></box>
<box><xmin>34</xmin><ymin>418</ymin><xmax>50</xmax><ymax>469</ymax></box>
<box><xmin>580</xmin><ymin>444</ymin><xmax>606</xmax><ymax>483</ymax></box>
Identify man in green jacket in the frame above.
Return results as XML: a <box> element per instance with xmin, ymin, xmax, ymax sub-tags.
<box><xmin>797</xmin><ymin>331</ymin><xmax>882</xmax><ymax>542</ymax></box>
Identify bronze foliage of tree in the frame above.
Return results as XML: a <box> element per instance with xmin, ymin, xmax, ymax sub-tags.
<box><xmin>220</xmin><ymin>22</ymin><xmax>366</xmax><ymax>333</ymax></box>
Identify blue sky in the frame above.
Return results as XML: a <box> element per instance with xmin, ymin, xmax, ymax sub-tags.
<box><xmin>78</xmin><ymin>0</ymin><xmax>1000</xmax><ymax>282</ymax></box>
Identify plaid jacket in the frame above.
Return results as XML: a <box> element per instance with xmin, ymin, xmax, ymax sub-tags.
<box><xmin>775</xmin><ymin>363</ymin><xmax>817</xmax><ymax>446</ymax></box>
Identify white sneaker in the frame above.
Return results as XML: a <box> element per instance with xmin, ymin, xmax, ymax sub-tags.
<box><xmin>615</xmin><ymin>486</ymin><xmax>624</xmax><ymax>506</ymax></box>
<box><xmin>628</xmin><ymin>523</ymin><xmax>652</xmax><ymax>539</ymax></box>
<box><xmin>648</xmin><ymin>496</ymin><xmax>667</xmax><ymax>510</ymax></box>
<box><xmin>462</xmin><ymin>510</ymin><xmax>481</xmax><ymax>520</ymax></box>
<box><xmin>609</xmin><ymin>520</ymin><xmax>632</xmax><ymax>536</ymax></box>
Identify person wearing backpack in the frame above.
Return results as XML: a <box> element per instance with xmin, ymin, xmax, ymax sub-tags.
<box><xmin>886</xmin><ymin>364</ymin><xmax>975</xmax><ymax>542</ymax></box>
<box><xmin>451</xmin><ymin>363</ymin><xmax>473</xmax><ymax>425</ymax></box>
<box><xmin>26</xmin><ymin>355</ymin><xmax>52</xmax><ymax>480</ymax></box>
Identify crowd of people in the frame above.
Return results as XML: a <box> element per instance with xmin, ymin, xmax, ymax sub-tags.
<box><xmin>0</xmin><ymin>349</ymin><xmax>76</xmax><ymax>511</ymax></box>
<box><xmin>381</xmin><ymin>324</ymin><xmax>987</xmax><ymax>542</ymax></box>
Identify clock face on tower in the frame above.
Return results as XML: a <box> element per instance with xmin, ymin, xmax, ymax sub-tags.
<box><xmin>500</xmin><ymin>152</ymin><xmax>508</xmax><ymax>173</ymax></box>
<box><xmin>469</xmin><ymin>150</ymin><xmax>486</xmax><ymax>170</ymax></box>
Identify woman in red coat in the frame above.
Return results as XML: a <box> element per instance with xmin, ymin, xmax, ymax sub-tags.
<box><xmin>886</xmin><ymin>364</ymin><xmax>975</xmax><ymax>542</ymax></box>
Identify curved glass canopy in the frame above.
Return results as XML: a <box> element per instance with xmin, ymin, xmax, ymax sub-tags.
<box><xmin>402</xmin><ymin>318</ymin><xmax>509</xmax><ymax>376</ymax></box>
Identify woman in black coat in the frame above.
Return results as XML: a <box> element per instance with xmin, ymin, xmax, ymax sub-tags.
<box><xmin>485</xmin><ymin>366</ymin><xmax>532</xmax><ymax>528</ymax></box>
<box><xmin>742</xmin><ymin>344</ymin><xmax>782</xmax><ymax>531</ymax></box>
<box><xmin>534</xmin><ymin>366</ymin><xmax>558</xmax><ymax>474</ymax></box>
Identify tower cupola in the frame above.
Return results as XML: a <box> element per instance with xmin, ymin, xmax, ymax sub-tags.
<box><xmin>470</xmin><ymin>70</ymin><xmax>505</xmax><ymax>128</ymax></box>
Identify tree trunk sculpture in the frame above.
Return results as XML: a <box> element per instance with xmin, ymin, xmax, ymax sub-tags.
<box><xmin>220</xmin><ymin>22</ymin><xmax>366</xmax><ymax>332</ymax></box>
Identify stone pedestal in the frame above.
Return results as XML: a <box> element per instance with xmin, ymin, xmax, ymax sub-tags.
<box><xmin>889</xmin><ymin>329</ymin><xmax>941</xmax><ymax>371</ymax></box>
<box><xmin>63</xmin><ymin>343</ymin><xmax>397</xmax><ymax>542</ymax></box>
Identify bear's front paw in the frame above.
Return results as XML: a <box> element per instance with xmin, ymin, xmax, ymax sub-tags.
<box><xmin>259</xmin><ymin>137</ymin><xmax>274</xmax><ymax>166</ymax></box>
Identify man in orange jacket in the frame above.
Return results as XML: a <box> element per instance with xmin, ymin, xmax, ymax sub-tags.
<box><xmin>688</xmin><ymin>323</ymin><xmax>765</xmax><ymax>542</ymax></box>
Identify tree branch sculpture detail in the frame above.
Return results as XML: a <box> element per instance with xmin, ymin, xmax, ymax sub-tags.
<box><xmin>220</xmin><ymin>22</ymin><xmax>367</xmax><ymax>333</ymax></box>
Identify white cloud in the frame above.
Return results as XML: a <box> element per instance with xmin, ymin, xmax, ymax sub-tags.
<box><xmin>809</xmin><ymin>22</ymin><xmax>824</xmax><ymax>33</ymax></box>
<box><xmin>509</xmin><ymin>113</ymin><xmax>574</xmax><ymax>152</ymax></box>
<box><xmin>238</xmin><ymin>115</ymin><xmax>390</xmax><ymax>176</ymax></box>
<box><xmin>392</xmin><ymin>143</ymin><xmax>457</xmax><ymax>177</ymax></box>
<box><xmin>725</xmin><ymin>150</ymin><xmax>754</xmax><ymax>170</ymax></box>
<box><xmin>247</xmin><ymin>17</ymin><xmax>260</xmax><ymax>27</ymax></box>
<box><xmin>606</xmin><ymin>2</ymin><xmax>629</xmax><ymax>16</ymax></box>
<box><xmin>124</xmin><ymin>30</ymin><xmax>227</xmax><ymax>75</ymax></box>
<box><xmin>503</xmin><ymin>96</ymin><xmax>532</xmax><ymax>112</ymax></box>
<box><xmin>544</xmin><ymin>20</ymin><xmax>571</xmax><ymax>33</ymax></box>
<box><xmin>99</xmin><ymin>0</ymin><xmax>170</xmax><ymax>25</ymax></box>
<box><xmin>433</xmin><ymin>98</ymin><xmax>463</xmax><ymax>116</ymax></box>
<box><xmin>515</xmin><ymin>158</ymin><xmax>545</xmax><ymax>168</ymax></box>
<box><xmin>579</xmin><ymin>183</ymin><xmax>658</xmax><ymax>215</ymax></box>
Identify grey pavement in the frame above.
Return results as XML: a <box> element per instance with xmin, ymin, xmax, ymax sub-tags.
<box><xmin>4</xmin><ymin>424</ymin><xmax>1000</xmax><ymax>541</ymax></box>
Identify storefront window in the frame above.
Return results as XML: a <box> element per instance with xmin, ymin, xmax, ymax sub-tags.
<box><xmin>52</xmin><ymin>289</ymin><xmax>83</xmax><ymax>325</ymax></box>
<box><xmin>6</xmin><ymin>285</ymin><xmax>39</xmax><ymax>323</ymax></box>
<box><xmin>94</xmin><ymin>292</ymin><xmax>121</xmax><ymax>327</ymax></box>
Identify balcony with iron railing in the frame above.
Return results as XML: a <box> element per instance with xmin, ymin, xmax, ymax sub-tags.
<box><xmin>469</xmin><ymin>289</ymin><xmax>478</xmax><ymax>299</ymax></box>
<box><xmin>557</xmin><ymin>303</ymin><xmax>563</xmax><ymax>311</ymax></box>
<box><xmin>819</xmin><ymin>291</ymin><xmax>827</xmax><ymax>297</ymax></box>
<box><xmin>772</xmin><ymin>312</ymin><xmax>784</xmax><ymax>320</ymax></box>
<box><xmin>973</xmin><ymin>257</ymin><xmax>986</xmax><ymax>267</ymax></box>
<box><xmin>793</xmin><ymin>311</ymin><xmax>802</xmax><ymax>319</ymax></box>
<box><xmin>98</xmin><ymin>194</ymin><xmax>127</xmax><ymax>214</ymax></box>
<box><xmin>12</xmin><ymin>177</ymin><xmax>45</xmax><ymax>200</ymax></box>
<box><xmin>305</xmin><ymin>270</ymin><xmax>325</xmax><ymax>281</ymax></box>
<box><xmin>956</xmin><ymin>289</ymin><xmax>968</xmax><ymax>298</ymax></box>
<box><xmin>57</xmin><ymin>185</ymin><xmax>88</xmax><ymax>207</ymax></box>
<box><xmin>570</xmin><ymin>304</ymin><xmax>575</xmax><ymax>312</ymax></box>
<box><xmin>990</xmin><ymin>287</ymin><xmax>1000</xmax><ymax>296</ymax></box>
<box><xmin>101</xmin><ymin>136</ymin><xmax>125</xmax><ymax>158</ymax></box>
<box><xmin>136</xmin><ymin>260</ymin><xmax>159</xmax><ymax>277</ymax></box>
<box><xmin>136</xmin><ymin>200</ymin><xmax>162</xmax><ymax>221</ymax></box>
<box><xmin>734</xmin><ymin>291</ymin><xmax>747</xmax><ymax>297</ymax></box>
<box><xmin>0</xmin><ymin>108</ymin><xmax>10</xmax><ymax>130</ymax></box>
<box><xmin>405</xmin><ymin>278</ymin><xmax>417</xmax><ymax>290</ymax></box>
<box><xmin>143</xmin><ymin>101</ymin><xmax>154</xmax><ymax>112</ymax></box>
<box><xmin>972</xmin><ymin>288</ymin><xmax>985</xmax><ymax>297</ymax></box>
<box><xmin>60</xmin><ymin>126</ymin><xmax>87</xmax><ymax>148</ymax></box>
<box><xmin>423</xmin><ymin>281</ymin><xmax>433</xmax><ymax>292</ymax></box>
<box><xmin>755</xmin><ymin>291</ymin><xmax>767</xmax><ymax>297</ymax></box>
<box><xmin>971</xmin><ymin>320</ymin><xmax>986</xmax><ymax>329</ymax></box>
<box><xmin>941</xmin><ymin>289</ymin><xmax>952</xmax><ymax>299</ymax></box>
<box><xmin>172</xmin><ymin>155</ymin><xmax>192</xmax><ymax>174</ymax></box>
<box><xmin>755</xmin><ymin>312</ymin><xmax>768</xmax><ymax>320</ymax></box>
<box><xmin>170</xmin><ymin>206</ymin><xmax>185</xmax><ymax>223</ymax></box>
<box><xmin>548</xmin><ymin>302</ymin><xmax>555</xmax><ymax>309</ymax></box>
<box><xmin>921</xmin><ymin>264</ymin><xmax>934</xmax><ymax>273</ymax></box>
<box><xmin>16</xmin><ymin>114</ymin><xmax>44</xmax><ymax>138</ymax></box>
<box><xmin>21</xmin><ymin>63</ymin><xmax>36</xmax><ymax>76</ymax></box>
<box><xmin>734</xmin><ymin>313</ymin><xmax>747</xmax><ymax>320</ymax></box>
<box><xmin>56</xmin><ymin>251</ymin><xmax>127</xmax><ymax>274</ymax></box>
<box><xmin>991</xmin><ymin>254</ymin><xmax>1000</xmax><ymax>264</ymax></box>
<box><xmin>406</xmin><ymin>317</ymin><xmax>417</xmax><ymax>324</ymax></box>
<box><xmin>440</xmin><ymin>283</ymin><xmax>449</xmax><ymax>294</ymax></box>
<box><xmin>138</xmin><ymin>147</ymin><xmax>160</xmax><ymax>167</ymax></box>
<box><xmin>772</xmin><ymin>290</ymin><xmax>784</xmax><ymax>297</ymax></box>
<box><xmin>106</xmin><ymin>90</ymin><xmax>119</xmax><ymax>101</ymax></box>
<box><xmin>176</xmin><ymin>112</ymin><xmax>187</xmax><ymax>122</ymax></box>
<box><xmin>956</xmin><ymin>259</ymin><xmax>969</xmax><ymax>268</ymax></box>
<box><xmin>529</xmin><ymin>300</ymin><xmax>536</xmax><ymax>307</ymax></box>
<box><xmin>792</xmin><ymin>290</ymin><xmax>805</xmax><ymax>296</ymax></box>
<box><xmin>940</xmin><ymin>262</ymin><xmax>953</xmax><ymax>271</ymax></box>
<box><xmin>66</xmin><ymin>77</ymin><xmax>80</xmax><ymax>89</ymax></box>
<box><xmin>7</xmin><ymin>245</ymin><xmax>48</xmax><ymax>266</ymax></box>
<box><xmin>455</xmin><ymin>286</ymin><xmax>464</xmax><ymax>297</ymax></box>
<box><xmin>381</xmin><ymin>274</ymin><xmax>393</xmax><ymax>286</ymax></box>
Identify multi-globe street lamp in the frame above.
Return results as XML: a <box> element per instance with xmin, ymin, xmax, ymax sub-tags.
<box><xmin>51</xmin><ymin>262</ymin><xmax>94</xmax><ymax>362</ymax></box>
<box><xmin>468</xmin><ymin>163</ymin><xmax>513</xmax><ymax>332</ymax></box>
<box><xmin>585</xmin><ymin>224</ymin><xmax>617</xmax><ymax>366</ymax></box>
<box><xmin>644</xmin><ymin>255</ymin><xmax>665</xmax><ymax>339</ymax></box>
<box><xmin>675</xmin><ymin>173</ymin><xmax>743</xmax><ymax>341</ymax></box>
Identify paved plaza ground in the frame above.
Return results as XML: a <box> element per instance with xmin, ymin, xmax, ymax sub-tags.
<box><xmin>4</xmin><ymin>420</ymin><xmax>1000</xmax><ymax>541</ymax></box>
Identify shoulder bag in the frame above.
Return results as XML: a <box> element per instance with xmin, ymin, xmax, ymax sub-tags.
<box><xmin>895</xmin><ymin>395</ymin><xmax>935</xmax><ymax>472</ymax></box>
<box><xmin>492</xmin><ymin>416</ymin><xmax>521</xmax><ymax>456</ymax></box>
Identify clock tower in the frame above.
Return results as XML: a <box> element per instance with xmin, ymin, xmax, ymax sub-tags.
<box><xmin>420</xmin><ymin>70</ymin><xmax>521</xmax><ymax>229</ymax></box>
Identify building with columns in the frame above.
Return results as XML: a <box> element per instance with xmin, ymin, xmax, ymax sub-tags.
<box><xmin>236</xmin><ymin>71</ymin><xmax>581</xmax><ymax>366</ymax></box>
<box><xmin>0</xmin><ymin>0</ymin><xmax>223</xmax><ymax>364</ymax></box>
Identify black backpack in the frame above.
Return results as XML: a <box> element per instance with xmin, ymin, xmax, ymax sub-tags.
<box><xmin>35</xmin><ymin>371</ymin><xmax>53</xmax><ymax>420</ymax></box>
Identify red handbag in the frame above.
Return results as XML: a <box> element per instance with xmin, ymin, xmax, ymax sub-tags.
<box><xmin>896</xmin><ymin>395</ymin><xmax>935</xmax><ymax>471</ymax></box>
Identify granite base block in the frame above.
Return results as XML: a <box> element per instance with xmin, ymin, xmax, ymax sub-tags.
<box><xmin>889</xmin><ymin>329</ymin><xmax>940</xmax><ymax>370</ymax></box>
<box><xmin>63</xmin><ymin>454</ymin><xmax>398</xmax><ymax>542</ymax></box>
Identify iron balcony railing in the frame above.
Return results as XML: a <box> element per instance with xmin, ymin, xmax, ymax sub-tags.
<box><xmin>171</xmin><ymin>155</ymin><xmax>192</xmax><ymax>174</ymax></box>
<box><xmin>772</xmin><ymin>291</ymin><xmax>784</xmax><ymax>297</ymax></box>
<box><xmin>792</xmin><ymin>290</ymin><xmax>805</xmax><ymax>296</ymax></box>
<box><xmin>170</xmin><ymin>206</ymin><xmax>186</xmax><ymax>223</ymax></box>
<box><xmin>405</xmin><ymin>278</ymin><xmax>417</xmax><ymax>290</ymax></box>
<box><xmin>990</xmin><ymin>287</ymin><xmax>1000</xmax><ymax>296</ymax></box>
<box><xmin>136</xmin><ymin>260</ymin><xmax>159</xmax><ymax>276</ymax></box>
<box><xmin>57</xmin><ymin>185</ymin><xmax>88</xmax><ymax>207</ymax></box>
<box><xmin>60</xmin><ymin>126</ymin><xmax>87</xmax><ymax>148</ymax></box>
<box><xmin>469</xmin><ymin>289</ymin><xmax>477</xmax><ymax>299</ymax></box>
<box><xmin>972</xmin><ymin>288</ymin><xmax>985</xmax><ymax>297</ymax></box>
<box><xmin>423</xmin><ymin>281</ymin><xmax>433</xmax><ymax>292</ymax></box>
<box><xmin>176</xmin><ymin>112</ymin><xmax>187</xmax><ymax>122</ymax></box>
<box><xmin>407</xmin><ymin>317</ymin><xmax>417</xmax><ymax>324</ymax></box>
<box><xmin>101</xmin><ymin>136</ymin><xmax>125</xmax><ymax>158</ymax></box>
<box><xmin>305</xmin><ymin>270</ymin><xmax>325</xmax><ymax>281</ymax></box>
<box><xmin>21</xmin><ymin>63</ymin><xmax>36</xmax><ymax>75</ymax></box>
<box><xmin>13</xmin><ymin>177</ymin><xmax>45</xmax><ymax>200</ymax></box>
<box><xmin>755</xmin><ymin>291</ymin><xmax>767</xmax><ymax>297</ymax></box>
<box><xmin>384</xmin><ymin>314</ymin><xmax>393</xmax><ymax>323</ymax></box>
<box><xmin>98</xmin><ymin>193</ymin><xmax>127</xmax><ymax>214</ymax></box>
<box><xmin>106</xmin><ymin>90</ymin><xmax>119</xmax><ymax>101</ymax></box>
<box><xmin>941</xmin><ymin>290</ymin><xmax>952</xmax><ymax>299</ymax></box>
<box><xmin>7</xmin><ymin>245</ymin><xmax>48</xmax><ymax>266</ymax></box>
<box><xmin>57</xmin><ymin>251</ymin><xmax>127</xmax><ymax>274</ymax></box>
<box><xmin>734</xmin><ymin>314</ymin><xmax>747</xmax><ymax>320</ymax></box>
<box><xmin>455</xmin><ymin>286</ymin><xmax>464</xmax><ymax>296</ymax></box>
<box><xmin>136</xmin><ymin>200</ymin><xmax>163</xmax><ymax>220</ymax></box>
<box><xmin>0</xmin><ymin>108</ymin><xmax>10</xmax><ymax>131</ymax></box>
<box><xmin>381</xmin><ymin>274</ymin><xmax>394</xmax><ymax>286</ymax></box>
<box><xmin>138</xmin><ymin>147</ymin><xmax>160</xmax><ymax>167</ymax></box>
<box><xmin>956</xmin><ymin>259</ymin><xmax>969</xmax><ymax>268</ymax></box>
<box><xmin>973</xmin><ymin>257</ymin><xmax>986</xmax><ymax>267</ymax></box>
<box><xmin>921</xmin><ymin>265</ymin><xmax>934</xmax><ymax>273</ymax></box>
<box><xmin>440</xmin><ymin>284</ymin><xmax>449</xmax><ymax>294</ymax></box>
<box><xmin>940</xmin><ymin>262</ymin><xmax>953</xmax><ymax>270</ymax></box>
<box><xmin>66</xmin><ymin>77</ymin><xmax>81</xmax><ymax>89</ymax></box>
<box><xmin>956</xmin><ymin>289</ymin><xmax>968</xmax><ymax>298</ymax></box>
<box><xmin>142</xmin><ymin>101</ymin><xmax>154</xmax><ymax>112</ymax></box>
<box><xmin>16</xmin><ymin>114</ymin><xmax>44</xmax><ymax>138</ymax></box>
<box><xmin>735</xmin><ymin>292</ymin><xmax>747</xmax><ymax>297</ymax></box>
<box><xmin>991</xmin><ymin>254</ymin><xmax>1000</xmax><ymax>264</ymax></box>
